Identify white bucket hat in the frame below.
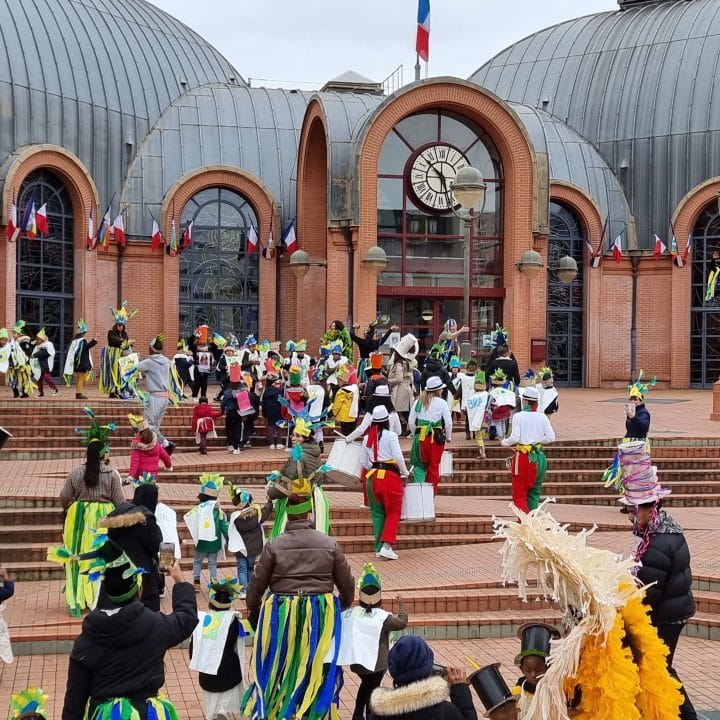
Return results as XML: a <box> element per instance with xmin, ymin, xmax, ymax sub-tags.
<box><xmin>371</xmin><ymin>406</ymin><xmax>390</xmax><ymax>422</ymax></box>
<box><xmin>425</xmin><ymin>376</ymin><xmax>445</xmax><ymax>392</ymax></box>
<box><xmin>521</xmin><ymin>386</ymin><xmax>539</xmax><ymax>402</ymax></box>
<box><xmin>373</xmin><ymin>385</ymin><xmax>390</xmax><ymax>397</ymax></box>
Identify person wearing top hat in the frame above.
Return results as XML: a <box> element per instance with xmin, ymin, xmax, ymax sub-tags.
<box><xmin>338</xmin><ymin>563</ymin><xmax>408</xmax><ymax>720</ymax></box>
<box><xmin>368</xmin><ymin>636</ymin><xmax>477</xmax><ymax>720</ymax></box>
<box><xmin>501</xmin><ymin>386</ymin><xmax>555</xmax><ymax>513</ymax></box>
<box><xmin>361</xmin><ymin>405</ymin><xmax>410</xmax><ymax>561</ymax></box>
<box><xmin>408</xmin><ymin>375</ymin><xmax>452</xmax><ymax>495</ymax></box>
<box><xmin>7</xmin><ymin>687</ymin><xmax>48</xmax><ymax>720</ymax></box>
<box><xmin>31</xmin><ymin>328</ymin><xmax>58</xmax><ymax>397</ymax></box>
<box><xmin>468</xmin><ymin>663</ymin><xmax>517</xmax><ymax>720</ymax></box>
<box><xmin>511</xmin><ymin>622</ymin><xmax>560</xmax><ymax>698</ymax></box>
<box><xmin>363</xmin><ymin>351</ymin><xmax>389</xmax><ymax>410</ymax></box>
<box><xmin>64</xmin><ymin>319</ymin><xmax>97</xmax><ymax>400</ymax></box>
<box><xmin>616</xmin><ymin>442</ymin><xmax>698</xmax><ymax>719</ymax></box>
<box><xmin>61</xmin><ymin>539</ymin><xmax>197</xmax><ymax>720</ymax></box>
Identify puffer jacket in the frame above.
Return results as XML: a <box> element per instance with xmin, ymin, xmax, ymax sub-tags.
<box><xmin>636</xmin><ymin>511</ymin><xmax>695</xmax><ymax>625</ymax></box>
<box><xmin>233</xmin><ymin>500</ymin><xmax>273</xmax><ymax>557</ymax></box>
<box><xmin>128</xmin><ymin>436</ymin><xmax>172</xmax><ymax>480</ymax></box>
<box><xmin>267</xmin><ymin>441</ymin><xmax>323</xmax><ymax>500</ymax></box>
<box><xmin>369</xmin><ymin>675</ymin><xmax>477</xmax><ymax>720</ymax></box>
<box><xmin>61</xmin><ymin>582</ymin><xmax>197</xmax><ymax>720</ymax></box>
<box><xmin>245</xmin><ymin>519</ymin><xmax>354</xmax><ymax>613</ymax></box>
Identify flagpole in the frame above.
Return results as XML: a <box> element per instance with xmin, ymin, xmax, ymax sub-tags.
<box><xmin>414</xmin><ymin>52</ymin><xmax>421</xmax><ymax>82</ymax></box>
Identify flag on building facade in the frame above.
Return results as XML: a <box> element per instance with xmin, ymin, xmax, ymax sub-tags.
<box><xmin>263</xmin><ymin>229</ymin><xmax>275</xmax><ymax>259</ymax></box>
<box><xmin>98</xmin><ymin>204</ymin><xmax>112</xmax><ymax>251</ymax></box>
<box><xmin>182</xmin><ymin>220</ymin><xmax>193</xmax><ymax>250</ymax></box>
<box><xmin>112</xmin><ymin>213</ymin><xmax>126</xmax><ymax>248</ymax></box>
<box><xmin>670</xmin><ymin>228</ymin><xmax>683</xmax><ymax>267</ymax></box>
<box><xmin>247</xmin><ymin>225</ymin><xmax>258</xmax><ymax>254</ymax></box>
<box><xmin>683</xmin><ymin>232</ymin><xmax>692</xmax><ymax>265</ymax></box>
<box><xmin>166</xmin><ymin>216</ymin><xmax>178</xmax><ymax>256</ymax></box>
<box><xmin>86</xmin><ymin>209</ymin><xmax>95</xmax><ymax>250</ymax></box>
<box><xmin>35</xmin><ymin>204</ymin><xmax>48</xmax><ymax>236</ymax></box>
<box><xmin>21</xmin><ymin>197</ymin><xmax>36</xmax><ymax>240</ymax></box>
<box><xmin>150</xmin><ymin>217</ymin><xmax>163</xmax><ymax>252</ymax></box>
<box><xmin>591</xmin><ymin>253</ymin><xmax>602</xmax><ymax>269</ymax></box>
<box><xmin>612</xmin><ymin>233</ymin><xmax>623</xmax><ymax>263</ymax></box>
<box><xmin>653</xmin><ymin>233</ymin><xmax>667</xmax><ymax>259</ymax></box>
<box><xmin>6</xmin><ymin>200</ymin><xmax>19</xmax><ymax>242</ymax></box>
<box><xmin>282</xmin><ymin>220</ymin><xmax>298</xmax><ymax>254</ymax></box>
<box><xmin>416</xmin><ymin>0</ymin><xmax>430</xmax><ymax>62</ymax></box>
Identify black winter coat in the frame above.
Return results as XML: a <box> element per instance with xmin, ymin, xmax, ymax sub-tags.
<box><xmin>420</xmin><ymin>359</ymin><xmax>459</xmax><ymax>400</ymax></box>
<box><xmin>369</xmin><ymin>676</ymin><xmax>477</xmax><ymax>720</ymax></box>
<box><xmin>625</xmin><ymin>403</ymin><xmax>651</xmax><ymax>439</ymax></box>
<box><xmin>62</xmin><ymin>583</ymin><xmax>198</xmax><ymax>720</ymax></box>
<box><xmin>485</xmin><ymin>356</ymin><xmax>521</xmax><ymax>387</ymax></box>
<box><xmin>636</xmin><ymin>513</ymin><xmax>695</xmax><ymax>625</ymax></box>
<box><xmin>191</xmin><ymin>615</ymin><xmax>243</xmax><ymax>692</ymax></box>
<box><xmin>107</xmin><ymin>326</ymin><xmax>129</xmax><ymax>349</ymax></box>
<box><xmin>233</xmin><ymin>501</ymin><xmax>273</xmax><ymax>558</ymax></box>
<box><xmin>261</xmin><ymin>384</ymin><xmax>284</xmax><ymax>425</ymax></box>
<box><xmin>71</xmin><ymin>336</ymin><xmax>97</xmax><ymax>372</ymax></box>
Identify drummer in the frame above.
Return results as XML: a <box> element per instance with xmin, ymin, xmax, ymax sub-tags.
<box><xmin>362</xmin><ymin>406</ymin><xmax>409</xmax><ymax>561</ymax></box>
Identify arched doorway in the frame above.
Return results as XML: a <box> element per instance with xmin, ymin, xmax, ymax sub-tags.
<box><xmin>690</xmin><ymin>203</ymin><xmax>720</xmax><ymax>387</ymax></box>
<box><xmin>179</xmin><ymin>187</ymin><xmax>259</xmax><ymax>341</ymax></box>
<box><xmin>546</xmin><ymin>202</ymin><xmax>585</xmax><ymax>386</ymax></box>
<box><xmin>16</xmin><ymin>169</ymin><xmax>74</xmax><ymax>374</ymax></box>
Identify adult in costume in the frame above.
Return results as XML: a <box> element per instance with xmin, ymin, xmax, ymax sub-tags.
<box><xmin>64</xmin><ymin>319</ymin><xmax>97</xmax><ymax>400</ymax></box>
<box><xmin>31</xmin><ymin>328</ymin><xmax>58</xmax><ymax>396</ymax></box>
<box><xmin>7</xmin><ymin>321</ymin><xmax>35</xmax><ymax>398</ymax></box>
<box><xmin>61</xmin><ymin>539</ymin><xmax>196</xmax><ymax>720</ymax></box>
<box><xmin>408</xmin><ymin>375</ymin><xmax>452</xmax><ymax>494</ymax></box>
<box><xmin>243</xmin><ymin>490</ymin><xmax>355</xmax><ymax>720</ymax></box>
<box><xmin>100</xmin><ymin>301</ymin><xmax>137</xmax><ymax>398</ymax></box>
<box><xmin>436</xmin><ymin>318</ymin><xmax>469</xmax><ymax>364</ymax></box>
<box><xmin>338</xmin><ymin>563</ymin><xmax>408</xmax><ymax>720</ymax></box>
<box><xmin>54</xmin><ymin>408</ymin><xmax>124</xmax><ymax>616</ymax></box>
<box><xmin>625</xmin><ymin>370</ymin><xmax>655</xmax><ymax>441</ymax></box>
<box><xmin>486</xmin><ymin>342</ymin><xmax>520</xmax><ymax>388</ymax></box>
<box><xmin>387</xmin><ymin>333</ymin><xmax>418</xmax><ymax>431</ymax></box>
<box><xmin>494</xmin><ymin>501</ymin><xmax>686</xmax><ymax>720</ymax></box>
<box><xmin>361</xmin><ymin>406</ymin><xmax>409</xmax><ymax>560</ymax></box>
<box><xmin>350</xmin><ymin>317</ymin><xmax>398</xmax><ymax>383</ymax></box>
<box><xmin>0</xmin><ymin>328</ymin><xmax>9</xmax><ymax>390</ymax></box>
<box><xmin>8</xmin><ymin>687</ymin><xmax>49</xmax><ymax>720</ymax></box>
<box><xmin>501</xmin><ymin>386</ymin><xmax>555</xmax><ymax>513</ymax></box>
<box><xmin>322</xmin><ymin>319</ymin><xmax>353</xmax><ymax>359</ymax></box>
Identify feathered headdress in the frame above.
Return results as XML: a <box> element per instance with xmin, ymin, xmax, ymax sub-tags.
<box><xmin>35</xmin><ymin>328</ymin><xmax>48</xmax><ymax>342</ymax></box>
<box><xmin>285</xmin><ymin>339</ymin><xmax>296</xmax><ymax>353</ymax></box>
<box><xmin>76</xmin><ymin>407</ymin><xmax>116</xmax><ymax>457</ymax></box>
<box><xmin>109</xmin><ymin>301</ymin><xmax>138</xmax><ymax>325</ymax></box>
<box><xmin>199</xmin><ymin>472</ymin><xmax>224</xmax><ymax>498</ymax></box>
<box><xmin>149</xmin><ymin>333</ymin><xmax>164</xmax><ymax>353</ymax></box>
<box><xmin>13</xmin><ymin>319</ymin><xmax>26</xmax><ymax>334</ymax></box>
<box><xmin>212</xmin><ymin>332</ymin><xmax>227</xmax><ymax>349</ymax></box>
<box><xmin>208</xmin><ymin>576</ymin><xmax>242</xmax><ymax>609</ymax></box>
<box><xmin>177</xmin><ymin>338</ymin><xmax>189</xmax><ymax>352</ymax></box>
<box><xmin>133</xmin><ymin>472</ymin><xmax>157</xmax><ymax>488</ymax></box>
<box><xmin>628</xmin><ymin>369</ymin><xmax>656</xmax><ymax>400</ymax></box>
<box><xmin>257</xmin><ymin>339</ymin><xmax>271</xmax><ymax>353</ymax></box>
<box><xmin>278</xmin><ymin>396</ymin><xmax>327</xmax><ymax>437</ymax></box>
<box><xmin>230</xmin><ymin>485</ymin><xmax>252</xmax><ymax>505</ymax></box>
<box><xmin>8</xmin><ymin>687</ymin><xmax>48</xmax><ymax>719</ymax></box>
<box><xmin>77</xmin><ymin>318</ymin><xmax>87</xmax><ymax>334</ymax></box>
<box><xmin>490</xmin><ymin>323</ymin><xmax>509</xmax><ymax>348</ymax></box>
<box><xmin>245</xmin><ymin>335</ymin><xmax>257</xmax><ymax>347</ymax></box>
<box><xmin>295</xmin><ymin>339</ymin><xmax>307</xmax><ymax>352</ymax></box>
<box><xmin>490</xmin><ymin>367</ymin><xmax>507</xmax><ymax>385</ymax></box>
<box><xmin>229</xmin><ymin>334</ymin><xmax>240</xmax><ymax>348</ymax></box>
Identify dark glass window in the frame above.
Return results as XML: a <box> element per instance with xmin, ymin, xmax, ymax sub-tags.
<box><xmin>179</xmin><ymin>188</ymin><xmax>259</xmax><ymax>341</ymax></box>
<box><xmin>547</xmin><ymin>202</ymin><xmax>585</xmax><ymax>386</ymax></box>
<box><xmin>16</xmin><ymin>170</ymin><xmax>74</xmax><ymax>375</ymax></box>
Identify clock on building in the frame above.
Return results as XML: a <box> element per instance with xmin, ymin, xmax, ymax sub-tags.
<box><xmin>408</xmin><ymin>143</ymin><xmax>469</xmax><ymax>211</ymax></box>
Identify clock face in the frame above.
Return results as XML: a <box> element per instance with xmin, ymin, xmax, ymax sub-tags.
<box><xmin>409</xmin><ymin>143</ymin><xmax>469</xmax><ymax>211</ymax></box>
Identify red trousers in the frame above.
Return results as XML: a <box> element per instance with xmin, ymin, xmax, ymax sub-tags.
<box><xmin>510</xmin><ymin>451</ymin><xmax>536</xmax><ymax>513</ymax></box>
<box><xmin>420</xmin><ymin>437</ymin><xmax>445</xmax><ymax>495</ymax></box>
<box><xmin>368</xmin><ymin>470</ymin><xmax>404</xmax><ymax>545</ymax></box>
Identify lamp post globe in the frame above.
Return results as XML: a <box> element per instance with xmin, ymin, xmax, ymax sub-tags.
<box><xmin>451</xmin><ymin>166</ymin><xmax>486</xmax><ymax>209</ymax></box>
<box><xmin>289</xmin><ymin>249</ymin><xmax>311</xmax><ymax>279</ymax></box>
<box><xmin>555</xmin><ymin>255</ymin><xmax>578</xmax><ymax>284</ymax></box>
<box><xmin>517</xmin><ymin>248</ymin><xmax>544</xmax><ymax>278</ymax></box>
<box><xmin>361</xmin><ymin>245</ymin><xmax>388</xmax><ymax>277</ymax></box>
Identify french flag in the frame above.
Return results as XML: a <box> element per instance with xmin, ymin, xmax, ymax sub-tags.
<box><xmin>653</xmin><ymin>233</ymin><xmax>667</xmax><ymax>259</ymax></box>
<box><xmin>112</xmin><ymin>213</ymin><xmax>126</xmax><ymax>248</ymax></box>
<box><xmin>150</xmin><ymin>217</ymin><xmax>163</xmax><ymax>252</ymax></box>
<box><xmin>22</xmin><ymin>198</ymin><xmax>36</xmax><ymax>240</ymax></box>
<box><xmin>416</xmin><ymin>0</ymin><xmax>430</xmax><ymax>62</ymax></box>
<box><xmin>35</xmin><ymin>204</ymin><xmax>49</xmax><ymax>236</ymax></box>
<box><xmin>247</xmin><ymin>225</ymin><xmax>258</xmax><ymax>254</ymax></box>
<box><xmin>6</xmin><ymin>200</ymin><xmax>19</xmax><ymax>242</ymax></box>
<box><xmin>87</xmin><ymin>209</ymin><xmax>95</xmax><ymax>250</ymax></box>
<box><xmin>282</xmin><ymin>220</ymin><xmax>298</xmax><ymax>254</ymax></box>
<box><xmin>612</xmin><ymin>233</ymin><xmax>623</xmax><ymax>264</ymax></box>
<box><xmin>682</xmin><ymin>232</ymin><xmax>692</xmax><ymax>265</ymax></box>
<box><xmin>182</xmin><ymin>220</ymin><xmax>193</xmax><ymax>250</ymax></box>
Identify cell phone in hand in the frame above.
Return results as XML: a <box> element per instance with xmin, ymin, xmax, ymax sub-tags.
<box><xmin>431</xmin><ymin>663</ymin><xmax>448</xmax><ymax>679</ymax></box>
<box><xmin>159</xmin><ymin>542</ymin><xmax>175</xmax><ymax>570</ymax></box>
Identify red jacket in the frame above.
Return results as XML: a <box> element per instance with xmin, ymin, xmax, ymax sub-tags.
<box><xmin>128</xmin><ymin>437</ymin><xmax>172</xmax><ymax>479</ymax></box>
<box><xmin>191</xmin><ymin>403</ymin><xmax>223</xmax><ymax>433</ymax></box>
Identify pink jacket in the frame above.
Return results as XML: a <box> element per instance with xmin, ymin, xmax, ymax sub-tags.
<box><xmin>128</xmin><ymin>437</ymin><xmax>172</xmax><ymax>479</ymax></box>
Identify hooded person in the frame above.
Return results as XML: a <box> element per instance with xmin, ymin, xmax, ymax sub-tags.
<box><xmin>61</xmin><ymin>538</ymin><xmax>197</xmax><ymax>720</ymax></box>
<box><xmin>99</xmin><ymin>301</ymin><xmax>137</xmax><ymax>398</ymax></box>
<box><xmin>242</xmin><ymin>490</ymin><xmax>355</xmax><ymax>720</ymax></box>
<box><xmin>368</xmin><ymin>636</ymin><xmax>478</xmax><ymax>720</ymax></box>
<box><xmin>64</xmin><ymin>319</ymin><xmax>97</xmax><ymax>400</ymax></box>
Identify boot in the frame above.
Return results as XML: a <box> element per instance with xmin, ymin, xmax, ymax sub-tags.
<box><xmin>12</xmin><ymin>387</ymin><xmax>19</xmax><ymax>398</ymax></box>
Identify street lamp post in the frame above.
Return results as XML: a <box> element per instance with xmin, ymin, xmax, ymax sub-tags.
<box><xmin>628</xmin><ymin>247</ymin><xmax>643</xmax><ymax>384</ymax></box>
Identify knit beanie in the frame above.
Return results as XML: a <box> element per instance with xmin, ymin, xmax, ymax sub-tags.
<box><xmin>387</xmin><ymin>636</ymin><xmax>434</xmax><ymax>686</ymax></box>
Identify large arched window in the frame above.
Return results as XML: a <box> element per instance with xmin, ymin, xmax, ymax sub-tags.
<box><xmin>16</xmin><ymin>169</ymin><xmax>74</xmax><ymax>374</ymax></box>
<box><xmin>179</xmin><ymin>188</ymin><xmax>259</xmax><ymax>340</ymax></box>
<box><xmin>375</xmin><ymin>109</ymin><xmax>504</xmax><ymax>360</ymax></box>
<box><xmin>547</xmin><ymin>202</ymin><xmax>585</xmax><ymax>386</ymax></box>
<box><xmin>690</xmin><ymin>204</ymin><xmax>720</xmax><ymax>387</ymax></box>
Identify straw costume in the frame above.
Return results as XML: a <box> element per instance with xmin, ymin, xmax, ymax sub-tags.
<box><xmin>8</xmin><ymin>687</ymin><xmax>49</xmax><ymax>719</ymax></box>
<box><xmin>49</xmin><ymin>408</ymin><xmax>120</xmax><ymax>615</ymax></box>
<box><xmin>99</xmin><ymin>301</ymin><xmax>138</xmax><ymax>398</ymax></box>
<box><xmin>7</xmin><ymin>320</ymin><xmax>35</xmax><ymax>397</ymax></box>
<box><xmin>494</xmin><ymin>501</ymin><xmax>683</xmax><ymax>720</ymax></box>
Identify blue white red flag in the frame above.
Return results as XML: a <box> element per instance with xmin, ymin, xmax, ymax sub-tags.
<box><xmin>98</xmin><ymin>203</ymin><xmax>112</xmax><ymax>251</ymax></box>
<box><xmin>87</xmin><ymin>209</ymin><xmax>95</xmax><ymax>250</ymax></box>
<box><xmin>682</xmin><ymin>232</ymin><xmax>692</xmax><ymax>265</ymax></box>
<box><xmin>21</xmin><ymin>197</ymin><xmax>36</xmax><ymax>240</ymax></box>
<box><xmin>247</xmin><ymin>225</ymin><xmax>258</xmax><ymax>254</ymax></box>
<box><xmin>6</xmin><ymin>200</ymin><xmax>19</xmax><ymax>242</ymax></box>
<box><xmin>670</xmin><ymin>229</ymin><xmax>683</xmax><ymax>268</ymax></box>
<box><xmin>416</xmin><ymin>0</ymin><xmax>430</xmax><ymax>62</ymax></box>
<box><xmin>282</xmin><ymin>220</ymin><xmax>298</xmax><ymax>254</ymax></box>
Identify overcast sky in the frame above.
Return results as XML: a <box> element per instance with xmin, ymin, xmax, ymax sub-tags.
<box><xmin>149</xmin><ymin>0</ymin><xmax>617</xmax><ymax>90</ymax></box>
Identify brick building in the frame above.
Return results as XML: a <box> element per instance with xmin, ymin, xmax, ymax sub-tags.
<box><xmin>0</xmin><ymin>0</ymin><xmax>718</xmax><ymax>387</ymax></box>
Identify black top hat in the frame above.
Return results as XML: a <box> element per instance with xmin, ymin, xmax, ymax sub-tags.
<box><xmin>0</xmin><ymin>426</ymin><xmax>12</xmax><ymax>450</ymax></box>
<box><xmin>514</xmin><ymin>622</ymin><xmax>560</xmax><ymax>665</ymax></box>
<box><xmin>468</xmin><ymin>663</ymin><xmax>517</xmax><ymax>717</ymax></box>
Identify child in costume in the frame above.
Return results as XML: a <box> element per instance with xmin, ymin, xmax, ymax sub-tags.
<box><xmin>8</xmin><ymin>687</ymin><xmax>48</xmax><ymax>720</ymax></box>
<box><xmin>306</xmin><ymin>370</ymin><xmax>328</xmax><ymax>451</ymax></box>
<box><xmin>7</xmin><ymin>320</ymin><xmax>35</xmax><ymax>398</ymax></box>
<box><xmin>0</xmin><ymin>563</ymin><xmax>14</xmax><ymax>665</ymax></box>
<box><xmin>325</xmin><ymin>341</ymin><xmax>349</xmax><ymax>399</ymax></box>
<box><xmin>459</xmin><ymin>358</ymin><xmax>479</xmax><ymax>438</ymax></box>
<box><xmin>31</xmin><ymin>328</ymin><xmax>58</xmax><ymax>396</ymax></box>
<box><xmin>468</xmin><ymin>663</ymin><xmax>518</xmax><ymax>720</ymax></box>
<box><xmin>449</xmin><ymin>356</ymin><xmax>463</xmax><ymax>419</ymax></box>
<box><xmin>281</xmin><ymin>364</ymin><xmax>308</xmax><ymax>449</ymax></box>
<box><xmin>338</xmin><ymin>563</ymin><xmax>408</xmax><ymax>720</ymax></box>
<box><xmin>488</xmin><ymin>368</ymin><xmax>515</xmax><ymax>439</ymax></box>
<box><xmin>228</xmin><ymin>487</ymin><xmax>273</xmax><ymax>592</ymax></box>
<box><xmin>536</xmin><ymin>367</ymin><xmax>558</xmax><ymax>415</ymax></box>
<box><xmin>466</xmin><ymin>371</ymin><xmax>490</xmax><ymax>459</ymax></box>
<box><xmin>512</xmin><ymin>623</ymin><xmax>560</xmax><ymax>699</ymax></box>
<box><xmin>126</xmin><ymin>415</ymin><xmax>173</xmax><ymax>484</ymax></box>
<box><xmin>261</xmin><ymin>365</ymin><xmax>284</xmax><ymax>449</ymax></box>
<box><xmin>194</xmin><ymin>341</ymin><xmax>215</xmax><ymax>400</ymax></box>
<box><xmin>183</xmin><ymin>473</ymin><xmax>229</xmax><ymax>592</ymax></box>
<box><xmin>333</xmin><ymin>363</ymin><xmax>360</xmax><ymax>435</ymax></box>
<box><xmin>189</xmin><ymin>577</ymin><xmax>253</xmax><ymax>720</ymax></box>
<box><xmin>173</xmin><ymin>338</ymin><xmax>195</xmax><ymax>397</ymax></box>
<box><xmin>0</xmin><ymin>328</ymin><xmax>9</xmax><ymax>389</ymax></box>
<box><xmin>64</xmin><ymin>319</ymin><xmax>96</xmax><ymax>400</ymax></box>
<box><xmin>99</xmin><ymin>301</ymin><xmax>137</xmax><ymax>398</ymax></box>
<box><xmin>191</xmin><ymin>395</ymin><xmax>222</xmax><ymax>455</ymax></box>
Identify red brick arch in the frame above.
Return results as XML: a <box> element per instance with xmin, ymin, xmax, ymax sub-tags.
<box><xmin>162</xmin><ymin>166</ymin><xmax>279</xmax><ymax>343</ymax></box>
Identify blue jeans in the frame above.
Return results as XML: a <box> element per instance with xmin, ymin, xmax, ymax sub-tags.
<box><xmin>236</xmin><ymin>553</ymin><xmax>256</xmax><ymax>590</ymax></box>
<box><xmin>193</xmin><ymin>551</ymin><xmax>218</xmax><ymax>582</ymax></box>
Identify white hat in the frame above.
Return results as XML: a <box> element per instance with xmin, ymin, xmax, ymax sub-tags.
<box><xmin>393</xmin><ymin>333</ymin><xmax>419</xmax><ymax>360</ymax></box>
<box><xmin>371</xmin><ymin>406</ymin><xmax>390</xmax><ymax>422</ymax></box>
<box><xmin>373</xmin><ymin>385</ymin><xmax>390</xmax><ymax>397</ymax></box>
<box><xmin>522</xmin><ymin>386</ymin><xmax>539</xmax><ymax>401</ymax></box>
<box><xmin>425</xmin><ymin>376</ymin><xmax>445</xmax><ymax>392</ymax></box>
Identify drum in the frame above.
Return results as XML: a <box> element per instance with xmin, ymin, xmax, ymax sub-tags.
<box><xmin>401</xmin><ymin>482</ymin><xmax>435</xmax><ymax>522</ymax></box>
<box><xmin>440</xmin><ymin>450</ymin><xmax>453</xmax><ymax>477</ymax></box>
<box><xmin>326</xmin><ymin>439</ymin><xmax>363</xmax><ymax>488</ymax></box>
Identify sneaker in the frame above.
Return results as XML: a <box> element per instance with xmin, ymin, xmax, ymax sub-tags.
<box><xmin>378</xmin><ymin>544</ymin><xmax>399</xmax><ymax>561</ymax></box>
<box><xmin>232</xmin><ymin>448</ymin><xmax>241</xmax><ymax>455</ymax></box>
<box><xmin>244</xmin><ymin>441</ymin><xmax>252</xmax><ymax>448</ymax></box>
<box><xmin>52</xmin><ymin>388</ymin><xmax>59</xmax><ymax>396</ymax></box>
<box><xmin>269</xmin><ymin>444</ymin><xmax>276</xmax><ymax>450</ymax></box>
<box><xmin>165</xmin><ymin>441</ymin><xmax>176</xmax><ymax>456</ymax></box>
<box><xmin>193</xmin><ymin>580</ymin><xmax>201</xmax><ymax>593</ymax></box>
<box><xmin>75</xmin><ymin>393</ymin><xmax>88</xmax><ymax>400</ymax></box>
<box><xmin>227</xmin><ymin>445</ymin><xmax>234</xmax><ymax>453</ymax></box>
